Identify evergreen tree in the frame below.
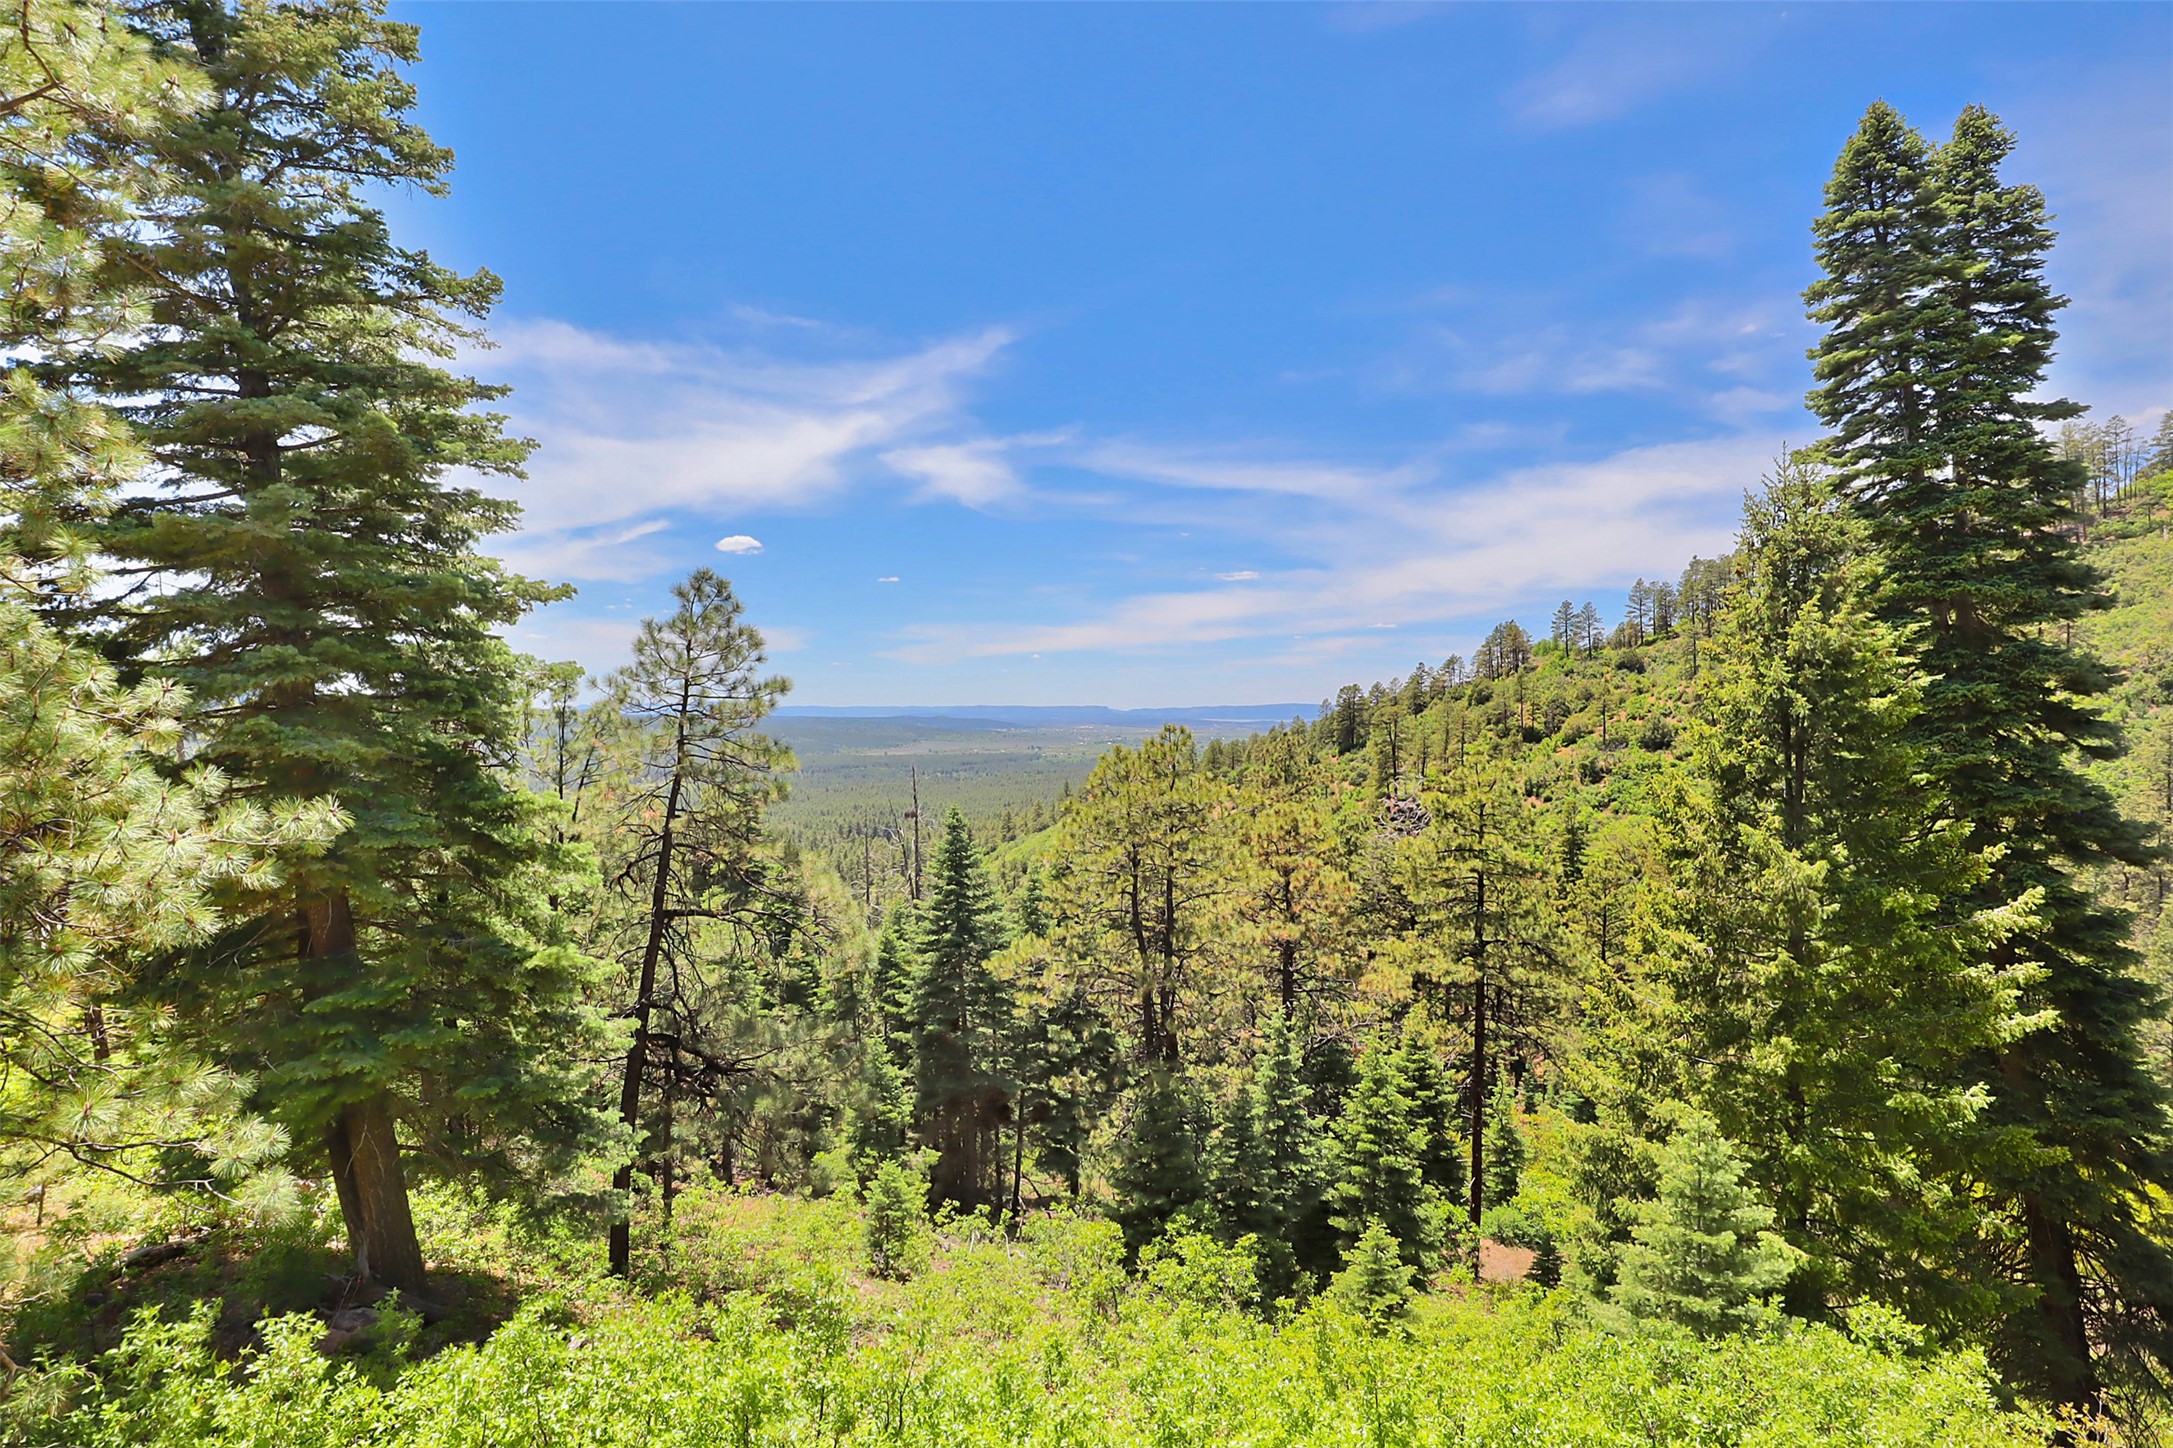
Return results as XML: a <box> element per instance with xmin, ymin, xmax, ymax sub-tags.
<box><xmin>909</xmin><ymin>807</ymin><xmax>1013</xmax><ymax>1209</ymax></box>
<box><xmin>1327</xmin><ymin>1041</ymin><xmax>1436</xmax><ymax>1269</ymax></box>
<box><xmin>867</xmin><ymin>909</ymin><xmax>919</xmax><ymax>1059</ymax></box>
<box><xmin>1234</xmin><ymin>793</ymin><xmax>1351</xmax><ymax>1015</ymax></box>
<box><xmin>1327</xmin><ymin>1222</ymin><xmax>1416</xmax><ymax>1329</ymax></box>
<box><xmin>1052</xmin><ymin>725</ymin><xmax>1230</xmax><ymax>1066</ymax></box>
<box><xmin>1483</xmin><ymin>1076</ymin><xmax>1526</xmax><ymax>1208</ymax></box>
<box><xmin>1632</xmin><ymin>464</ymin><xmax>2033</xmax><ymax>1331</ymax></box>
<box><xmin>1221</xmin><ymin>1009</ymin><xmax>1330</xmax><ymax>1293</ymax></box>
<box><xmin>0</xmin><ymin>590</ymin><xmax>336</xmax><ymax>1208</ymax></box>
<box><xmin>598</xmin><ymin>567</ymin><xmax>790</xmax><ymax>1275</ymax></box>
<box><xmin>1811</xmin><ymin>102</ymin><xmax>2173</xmax><ymax>1408</ymax></box>
<box><xmin>49</xmin><ymin>0</ymin><xmax>619</xmax><ymax>1293</ymax></box>
<box><xmin>1395</xmin><ymin>756</ymin><xmax>1565</xmax><ymax>1225</ymax></box>
<box><xmin>1608</xmin><ymin>1111</ymin><xmax>1802</xmax><ymax>1338</ymax></box>
<box><xmin>1549</xmin><ymin>600</ymin><xmax>1577</xmax><ymax>652</ymax></box>
<box><xmin>1392</xmin><ymin>1024</ymin><xmax>1465</xmax><ymax>1203</ymax></box>
<box><xmin>1110</xmin><ymin>1069</ymin><xmax>1206</xmax><ymax>1255</ymax></box>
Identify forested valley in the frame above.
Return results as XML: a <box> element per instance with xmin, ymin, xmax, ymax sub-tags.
<box><xmin>2</xmin><ymin>3</ymin><xmax>2170</xmax><ymax>1444</ymax></box>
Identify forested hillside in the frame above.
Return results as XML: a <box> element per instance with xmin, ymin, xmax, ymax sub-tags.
<box><xmin>1</xmin><ymin>3</ymin><xmax>2168</xmax><ymax>1445</ymax></box>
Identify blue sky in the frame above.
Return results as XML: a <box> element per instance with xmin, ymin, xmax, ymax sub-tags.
<box><xmin>390</xmin><ymin>2</ymin><xmax>2172</xmax><ymax>707</ymax></box>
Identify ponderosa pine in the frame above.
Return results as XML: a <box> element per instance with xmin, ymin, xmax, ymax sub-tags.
<box><xmin>600</xmin><ymin>567</ymin><xmax>789</xmax><ymax>1274</ymax></box>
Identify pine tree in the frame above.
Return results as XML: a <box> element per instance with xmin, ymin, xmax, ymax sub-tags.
<box><xmin>1395</xmin><ymin>756</ymin><xmax>1565</xmax><ymax>1225</ymax></box>
<box><xmin>1810</xmin><ymin>102</ymin><xmax>2173</xmax><ymax>1408</ymax></box>
<box><xmin>1327</xmin><ymin>1041</ymin><xmax>1436</xmax><ymax>1269</ymax></box>
<box><xmin>1608</xmin><ymin>1111</ymin><xmax>1802</xmax><ymax>1338</ymax></box>
<box><xmin>1233</xmin><ymin>792</ymin><xmax>1351</xmax><ymax>1015</ymax></box>
<box><xmin>1052</xmin><ymin>725</ymin><xmax>1230</xmax><ymax>1066</ymax></box>
<box><xmin>1110</xmin><ymin>1069</ymin><xmax>1207</xmax><ymax>1255</ymax></box>
<box><xmin>1634</xmin><ymin>464</ymin><xmax>2034</xmax><ymax>1331</ymax></box>
<box><xmin>0</xmin><ymin>590</ymin><xmax>336</xmax><ymax>1209</ymax></box>
<box><xmin>37</xmin><ymin>0</ymin><xmax>622</xmax><ymax>1294</ymax></box>
<box><xmin>1549</xmin><ymin>599</ymin><xmax>1577</xmax><ymax>652</ymax></box>
<box><xmin>909</xmin><ymin>807</ymin><xmax>1013</xmax><ymax>1209</ymax></box>
<box><xmin>598</xmin><ymin>568</ymin><xmax>790</xmax><ymax>1275</ymax></box>
<box><xmin>1483</xmin><ymin>1076</ymin><xmax>1526</xmax><ymax>1208</ymax></box>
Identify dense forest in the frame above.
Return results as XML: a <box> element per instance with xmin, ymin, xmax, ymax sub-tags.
<box><xmin>2</xmin><ymin>3</ymin><xmax>2170</xmax><ymax>1444</ymax></box>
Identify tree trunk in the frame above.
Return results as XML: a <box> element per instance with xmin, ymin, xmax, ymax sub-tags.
<box><xmin>612</xmin><ymin>689</ymin><xmax>690</xmax><ymax>1278</ymax></box>
<box><xmin>1468</xmin><ymin>966</ymin><xmax>1487</xmax><ymax>1226</ymax></box>
<box><xmin>303</xmin><ymin>893</ymin><xmax>428</xmax><ymax>1294</ymax></box>
<box><xmin>2024</xmin><ymin>1179</ymin><xmax>2103</xmax><ymax>1426</ymax></box>
<box><xmin>325</xmin><ymin>1094</ymin><xmax>428</xmax><ymax>1295</ymax></box>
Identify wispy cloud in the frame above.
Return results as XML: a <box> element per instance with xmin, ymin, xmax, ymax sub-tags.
<box><xmin>888</xmin><ymin>433</ymin><xmax>1773</xmax><ymax>663</ymax></box>
<box><xmin>1379</xmin><ymin>294</ymin><xmax>1803</xmax><ymax>417</ymax></box>
<box><xmin>881</xmin><ymin>438</ymin><xmax>1024</xmax><ymax>508</ymax></box>
<box><xmin>1508</xmin><ymin>14</ymin><xmax>1773</xmax><ymax>130</ymax></box>
<box><xmin>479</xmin><ymin>318</ymin><xmax>1014</xmax><ymax>579</ymax></box>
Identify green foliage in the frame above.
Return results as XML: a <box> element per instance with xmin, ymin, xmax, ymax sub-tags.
<box><xmin>1484</xmin><ymin>1077</ymin><xmax>1527</xmax><ymax>1208</ymax></box>
<box><xmin>862</xmin><ymin>1156</ymin><xmax>928</xmax><ymax>1280</ymax></box>
<box><xmin>908</xmin><ymin>808</ymin><xmax>1014</xmax><ymax>1209</ymax></box>
<box><xmin>1108</xmin><ymin>1071</ymin><xmax>1206</xmax><ymax>1256</ymax></box>
<box><xmin>10</xmin><ymin>1193</ymin><xmax>2053</xmax><ymax>1448</ymax></box>
<box><xmin>1607</xmin><ymin>1111</ymin><xmax>1804</xmax><ymax>1338</ymax></box>
<box><xmin>1327</xmin><ymin>1041</ymin><xmax>1436</xmax><ymax>1270</ymax></box>
<box><xmin>1810</xmin><ymin>100</ymin><xmax>2173</xmax><ymax>1407</ymax></box>
<box><xmin>1326</xmin><ymin>1222</ymin><xmax>1414</xmax><ymax>1330</ymax></box>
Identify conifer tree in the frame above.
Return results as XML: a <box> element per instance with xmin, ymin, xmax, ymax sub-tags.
<box><xmin>0</xmin><ymin>590</ymin><xmax>336</xmax><ymax>1208</ymax></box>
<box><xmin>1632</xmin><ymin>464</ymin><xmax>2033</xmax><ymax>1330</ymax></box>
<box><xmin>1392</xmin><ymin>1024</ymin><xmax>1465</xmax><ymax>1203</ymax></box>
<box><xmin>598</xmin><ymin>568</ymin><xmax>789</xmax><ymax>1275</ymax></box>
<box><xmin>1396</xmin><ymin>757</ymin><xmax>1565</xmax><ymax>1225</ymax></box>
<box><xmin>1110</xmin><ymin>1069</ymin><xmax>1206</xmax><ymax>1255</ymax></box>
<box><xmin>1218</xmin><ymin>1009</ymin><xmax>1329</xmax><ymax>1293</ymax></box>
<box><xmin>1327</xmin><ymin>1041</ymin><xmax>1435</xmax><ymax>1269</ymax></box>
<box><xmin>40</xmin><ymin>0</ymin><xmax>622</xmax><ymax>1293</ymax></box>
<box><xmin>1234</xmin><ymin>793</ymin><xmax>1351</xmax><ymax>1015</ymax></box>
<box><xmin>1810</xmin><ymin>102</ymin><xmax>2173</xmax><ymax>1408</ymax></box>
<box><xmin>1053</xmin><ymin>726</ymin><xmax>1230</xmax><ymax>1066</ymax></box>
<box><xmin>1607</xmin><ymin>1111</ymin><xmax>1802</xmax><ymax>1338</ymax></box>
<box><xmin>1327</xmin><ymin>1222</ymin><xmax>1415</xmax><ymax>1329</ymax></box>
<box><xmin>1483</xmin><ymin>1076</ymin><xmax>1526</xmax><ymax>1208</ymax></box>
<box><xmin>909</xmin><ymin>807</ymin><xmax>1013</xmax><ymax>1209</ymax></box>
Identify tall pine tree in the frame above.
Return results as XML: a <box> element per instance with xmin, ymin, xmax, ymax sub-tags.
<box><xmin>909</xmin><ymin>807</ymin><xmax>1013</xmax><ymax>1210</ymax></box>
<box><xmin>1810</xmin><ymin>102</ymin><xmax>2173</xmax><ymax>1409</ymax></box>
<box><xmin>62</xmin><ymin>0</ymin><xmax>618</xmax><ymax>1292</ymax></box>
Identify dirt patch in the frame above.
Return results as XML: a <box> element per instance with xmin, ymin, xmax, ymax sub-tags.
<box><xmin>1478</xmin><ymin>1238</ymin><xmax>1534</xmax><ymax>1284</ymax></box>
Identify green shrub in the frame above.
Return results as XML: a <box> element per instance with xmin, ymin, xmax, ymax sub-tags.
<box><xmin>862</xmin><ymin>1156</ymin><xmax>928</xmax><ymax>1280</ymax></box>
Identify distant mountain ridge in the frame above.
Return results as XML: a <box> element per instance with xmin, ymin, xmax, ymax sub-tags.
<box><xmin>775</xmin><ymin>703</ymin><xmax>1313</xmax><ymax>729</ymax></box>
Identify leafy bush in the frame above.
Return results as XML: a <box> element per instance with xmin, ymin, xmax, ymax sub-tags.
<box><xmin>6</xmin><ymin>1193</ymin><xmax>2054</xmax><ymax>1448</ymax></box>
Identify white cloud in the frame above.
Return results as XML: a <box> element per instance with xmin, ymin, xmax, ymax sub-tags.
<box><xmin>1508</xmin><ymin>13</ymin><xmax>1774</xmax><ymax>130</ymax></box>
<box><xmin>881</xmin><ymin>438</ymin><xmax>1023</xmax><ymax>507</ymax></box>
<box><xmin>714</xmin><ymin>534</ymin><xmax>764</xmax><ymax>555</ymax></box>
<box><xmin>474</xmin><ymin>318</ymin><xmax>1015</xmax><ymax>579</ymax></box>
<box><xmin>876</xmin><ymin>575</ymin><xmax>900</xmax><ymax>583</ymax></box>
<box><xmin>887</xmin><ymin>433</ymin><xmax>1773</xmax><ymax>663</ymax></box>
<box><xmin>1215</xmin><ymin>570</ymin><xmax>1261</xmax><ymax>581</ymax></box>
